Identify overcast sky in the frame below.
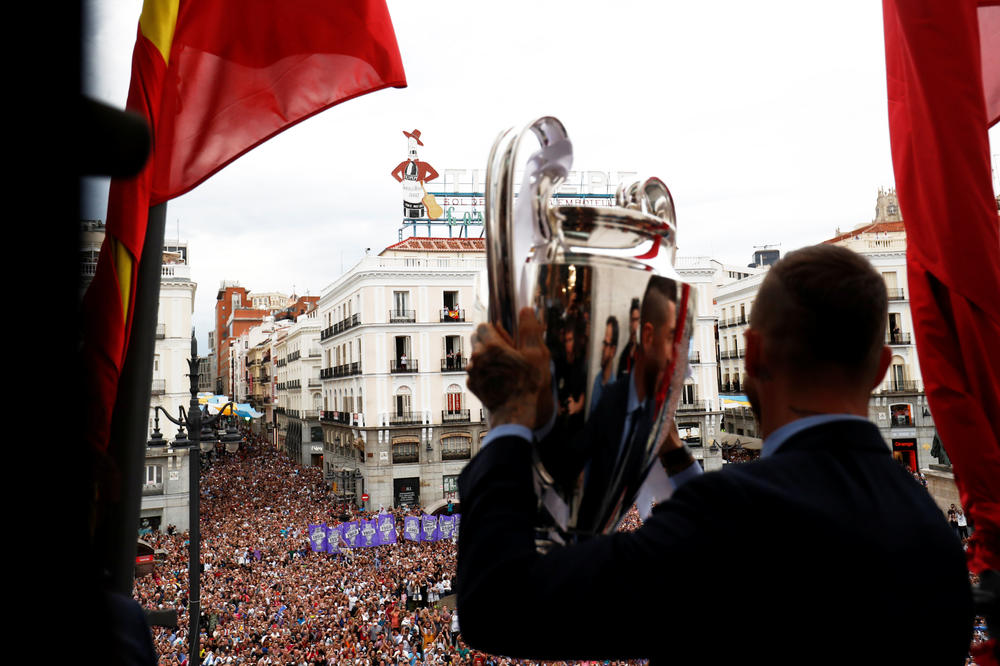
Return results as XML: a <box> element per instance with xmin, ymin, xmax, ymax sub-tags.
<box><xmin>82</xmin><ymin>1</ymin><xmax>1000</xmax><ymax>350</ymax></box>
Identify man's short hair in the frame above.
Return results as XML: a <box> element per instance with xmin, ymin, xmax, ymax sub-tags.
<box><xmin>605</xmin><ymin>315</ymin><xmax>619</xmax><ymax>347</ymax></box>
<box><xmin>640</xmin><ymin>276</ymin><xmax>678</xmax><ymax>330</ymax></box>
<box><xmin>750</xmin><ymin>244</ymin><xmax>887</xmax><ymax>383</ymax></box>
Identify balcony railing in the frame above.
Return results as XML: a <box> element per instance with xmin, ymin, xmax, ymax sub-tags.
<box><xmin>275</xmin><ymin>358</ymin><xmax>287</xmax><ymax>367</ymax></box>
<box><xmin>287</xmin><ymin>379</ymin><xmax>301</xmax><ymax>389</ymax></box>
<box><xmin>389</xmin><ymin>309</ymin><xmax>416</xmax><ymax>323</ymax></box>
<box><xmin>887</xmin><ymin>288</ymin><xmax>906</xmax><ymax>301</ymax></box>
<box><xmin>442</xmin><ymin>409</ymin><xmax>470</xmax><ymax>423</ymax></box>
<box><xmin>887</xmin><ymin>332</ymin><xmax>912</xmax><ymax>345</ymax></box>
<box><xmin>389</xmin><ymin>412</ymin><xmax>422</xmax><ymax>425</ymax></box>
<box><xmin>390</xmin><ymin>359</ymin><xmax>418</xmax><ymax>373</ymax></box>
<box><xmin>151</xmin><ymin>379</ymin><xmax>166</xmax><ymax>395</ymax></box>
<box><xmin>891</xmin><ymin>415</ymin><xmax>914</xmax><ymax>426</ymax></box>
<box><xmin>440</xmin><ymin>308</ymin><xmax>465</xmax><ymax>322</ymax></box>
<box><xmin>320</xmin><ymin>367</ymin><xmax>333</xmax><ymax>379</ymax></box>
<box><xmin>155</xmin><ymin>323</ymin><xmax>165</xmax><ymax>339</ymax></box>
<box><xmin>882</xmin><ymin>380</ymin><xmax>922</xmax><ymax>393</ymax></box>
<box><xmin>322</xmin><ymin>313</ymin><xmax>362</xmax><ymax>339</ymax></box>
<box><xmin>334</xmin><ymin>362</ymin><xmax>362</xmax><ymax>377</ymax></box>
<box><xmin>720</xmin><ymin>350</ymin><xmax>744</xmax><ymax>360</ymax></box>
<box><xmin>287</xmin><ymin>350</ymin><xmax>300</xmax><ymax>363</ymax></box>
<box><xmin>308</xmin><ymin>378</ymin><xmax>322</xmax><ymax>387</ymax></box>
<box><xmin>275</xmin><ymin>406</ymin><xmax>286</xmax><ymax>414</ymax></box>
<box><xmin>302</xmin><ymin>410</ymin><xmax>320</xmax><ymax>420</ymax></box>
<box><xmin>277</xmin><ymin>382</ymin><xmax>286</xmax><ymax>390</ymax></box>
<box><xmin>441</xmin><ymin>357</ymin><xmax>468</xmax><ymax>372</ymax></box>
<box><xmin>678</xmin><ymin>400</ymin><xmax>707</xmax><ymax>411</ymax></box>
<box><xmin>688</xmin><ymin>352</ymin><xmax>701</xmax><ymax>364</ymax></box>
<box><xmin>287</xmin><ymin>409</ymin><xmax>300</xmax><ymax>419</ymax></box>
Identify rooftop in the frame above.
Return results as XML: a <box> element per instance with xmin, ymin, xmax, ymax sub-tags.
<box><xmin>380</xmin><ymin>237</ymin><xmax>486</xmax><ymax>254</ymax></box>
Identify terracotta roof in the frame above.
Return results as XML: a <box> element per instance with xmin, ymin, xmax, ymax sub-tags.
<box><xmin>380</xmin><ymin>237</ymin><xmax>486</xmax><ymax>253</ymax></box>
<box><xmin>823</xmin><ymin>221</ymin><xmax>906</xmax><ymax>244</ymax></box>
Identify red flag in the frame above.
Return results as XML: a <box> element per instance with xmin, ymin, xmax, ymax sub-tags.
<box><xmin>883</xmin><ymin>0</ymin><xmax>1000</xmax><ymax>586</ymax></box>
<box><xmin>82</xmin><ymin>0</ymin><xmax>407</xmax><ymax>452</ymax></box>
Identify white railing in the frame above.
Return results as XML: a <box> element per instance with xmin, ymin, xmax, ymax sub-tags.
<box><xmin>161</xmin><ymin>263</ymin><xmax>192</xmax><ymax>280</ymax></box>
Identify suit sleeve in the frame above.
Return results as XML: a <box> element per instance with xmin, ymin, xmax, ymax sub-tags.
<box><xmin>456</xmin><ymin>435</ymin><xmax>735</xmax><ymax>661</ymax></box>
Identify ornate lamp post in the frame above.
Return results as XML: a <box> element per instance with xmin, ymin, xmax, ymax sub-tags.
<box><xmin>147</xmin><ymin>333</ymin><xmax>242</xmax><ymax>666</ymax></box>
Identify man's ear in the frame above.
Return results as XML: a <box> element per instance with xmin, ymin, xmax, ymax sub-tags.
<box><xmin>641</xmin><ymin>321</ymin><xmax>653</xmax><ymax>349</ymax></box>
<box><xmin>871</xmin><ymin>345</ymin><xmax>892</xmax><ymax>389</ymax></box>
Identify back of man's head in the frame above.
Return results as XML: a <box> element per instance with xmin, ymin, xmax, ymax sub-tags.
<box><xmin>750</xmin><ymin>244</ymin><xmax>887</xmax><ymax>386</ymax></box>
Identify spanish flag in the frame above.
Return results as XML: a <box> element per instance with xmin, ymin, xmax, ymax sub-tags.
<box><xmin>883</xmin><ymin>0</ymin><xmax>1000</xmax><ymax>582</ymax></box>
<box><xmin>82</xmin><ymin>0</ymin><xmax>406</xmax><ymax>452</ymax></box>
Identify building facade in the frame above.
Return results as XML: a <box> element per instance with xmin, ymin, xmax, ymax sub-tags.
<box><xmin>317</xmin><ymin>238</ymin><xmax>488</xmax><ymax>511</ymax></box>
<box><xmin>275</xmin><ymin>312</ymin><xmax>323</xmax><ymax>467</ymax></box>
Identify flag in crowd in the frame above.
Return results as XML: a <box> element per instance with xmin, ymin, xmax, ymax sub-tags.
<box><xmin>308</xmin><ymin>523</ymin><xmax>327</xmax><ymax>553</ymax></box>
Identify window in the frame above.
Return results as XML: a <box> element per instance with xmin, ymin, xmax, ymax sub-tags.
<box><xmin>443</xmin><ymin>291</ymin><xmax>458</xmax><ymax>309</ymax></box>
<box><xmin>445</xmin><ymin>385</ymin><xmax>464</xmax><ymax>413</ymax></box>
<box><xmin>442</xmin><ymin>435</ymin><xmax>471</xmax><ymax>461</ymax></box>
<box><xmin>681</xmin><ymin>384</ymin><xmax>696</xmax><ymax>405</ymax></box>
<box><xmin>443</xmin><ymin>474</ymin><xmax>460</xmax><ymax>500</ymax></box>
<box><xmin>395</xmin><ymin>386</ymin><xmax>412</xmax><ymax>416</ymax></box>
<box><xmin>393</xmin><ymin>291</ymin><xmax>410</xmax><ymax>312</ymax></box>
<box><xmin>392</xmin><ymin>440</ymin><xmax>419</xmax><ymax>464</ymax></box>
<box><xmin>144</xmin><ymin>465</ymin><xmax>163</xmax><ymax>487</ymax></box>
<box><xmin>232</xmin><ymin>292</ymin><xmax>241</xmax><ymax>310</ymax></box>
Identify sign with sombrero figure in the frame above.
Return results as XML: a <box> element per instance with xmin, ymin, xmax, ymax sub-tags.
<box><xmin>391</xmin><ymin>129</ymin><xmax>440</xmax><ymax>219</ymax></box>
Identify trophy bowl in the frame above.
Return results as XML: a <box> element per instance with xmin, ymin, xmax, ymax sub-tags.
<box><xmin>484</xmin><ymin>117</ymin><xmax>695</xmax><ymax>544</ymax></box>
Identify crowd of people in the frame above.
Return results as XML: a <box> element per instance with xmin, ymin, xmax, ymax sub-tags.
<box><xmin>134</xmin><ymin>431</ymin><xmax>641</xmax><ymax>665</ymax></box>
<box><xmin>133</xmin><ymin>428</ymin><xmax>989</xmax><ymax>665</ymax></box>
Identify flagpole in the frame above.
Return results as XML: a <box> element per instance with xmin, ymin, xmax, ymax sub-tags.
<box><xmin>101</xmin><ymin>202</ymin><xmax>167</xmax><ymax>596</ymax></box>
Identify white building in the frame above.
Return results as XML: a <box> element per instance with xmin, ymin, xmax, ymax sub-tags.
<box><xmin>275</xmin><ymin>311</ymin><xmax>323</xmax><ymax>467</ymax></box>
<box><xmin>317</xmin><ymin>237</ymin><xmax>488</xmax><ymax>510</ymax></box>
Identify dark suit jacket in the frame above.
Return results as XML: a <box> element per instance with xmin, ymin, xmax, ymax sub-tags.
<box><xmin>456</xmin><ymin>419</ymin><xmax>972</xmax><ymax>665</ymax></box>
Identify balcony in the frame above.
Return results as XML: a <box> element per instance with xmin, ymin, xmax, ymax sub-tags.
<box><xmin>287</xmin><ymin>379</ymin><xmax>301</xmax><ymax>389</ymax></box>
<box><xmin>390</xmin><ymin>359</ymin><xmax>418</xmax><ymax>373</ymax></box>
<box><xmin>275</xmin><ymin>406</ymin><xmax>286</xmax><ymax>414</ymax></box>
<box><xmin>287</xmin><ymin>350</ymin><xmax>301</xmax><ymax>363</ymax></box>
<box><xmin>440</xmin><ymin>308</ymin><xmax>465</xmax><ymax>323</ymax></box>
<box><xmin>155</xmin><ymin>323</ymin><xmax>165</xmax><ymax>339</ymax></box>
<box><xmin>151</xmin><ymin>379</ymin><xmax>166</xmax><ymax>395</ymax></box>
<box><xmin>720</xmin><ymin>350</ymin><xmax>743</xmax><ymax>360</ymax></box>
<box><xmin>389</xmin><ymin>309</ymin><xmax>416</xmax><ymax>323</ymax></box>
<box><xmin>882</xmin><ymin>380</ymin><xmax>922</xmax><ymax>393</ymax></box>
<box><xmin>302</xmin><ymin>410</ymin><xmax>320</xmax><ymax>420</ymax></box>
<box><xmin>277</xmin><ymin>382</ymin><xmax>286</xmax><ymax>390</ymax></box>
<box><xmin>321</xmin><ymin>326</ymin><xmax>334</xmax><ymax>341</ymax></box>
<box><xmin>442</xmin><ymin>409</ymin><xmax>470</xmax><ymax>423</ymax></box>
<box><xmin>887</xmin><ymin>288</ymin><xmax>906</xmax><ymax>301</ymax></box>
<box><xmin>887</xmin><ymin>332</ymin><xmax>912</xmax><ymax>345</ymax></box>
<box><xmin>441</xmin><ymin>357</ymin><xmax>468</xmax><ymax>372</ymax></box>
<box><xmin>389</xmin><ymin>412</ymin><xmax>422</xmax><ymax>426</ymax></box>
<box><xmin>891</xmin><ymin>415</ymin><xmax>914</xmax><ymax>427</ymax></box>
<box><xmin>308</xmin><ymin>378</ymin><xmax>322</xmax><ymax>388</ymax></box>
<box><xmin>321</xmin><ymin>367</ymin><xmax>333</xmax><ymax>380</ymax></box>
<box><xmin>688</xmin><ymin>352</ymin><xmax>701</xmax><ymax>364</ymax></box>
<box><xmin>334</xmin><ymin>362</ymin><xmax>362</xmax><ymax>377</ymax></box>
<box><xmin>678</xmin><ymin>400</ymin><xmax>707</xmax><ymax>411</ymax></box>
<box><xmin>287</xmin><ymin>409</ymin><xmax>300</xmax><ymax>419</ymax></box>
<box><xmin>275</xmin><ymin>358</ymin><xmax>287</xmax><ymax>368</ymax></box>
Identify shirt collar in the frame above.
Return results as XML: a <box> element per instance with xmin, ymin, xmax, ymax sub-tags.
<box><xmin>761</xmin><ymin>414</ymin><xmax>870</xmax><ymax>458</ymax></box>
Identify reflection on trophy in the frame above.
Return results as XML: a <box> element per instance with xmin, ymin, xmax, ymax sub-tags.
<box><xmin>484</xmin><ymin>117</ymin><xmax>695</xmax><ymax>546</ymax></box>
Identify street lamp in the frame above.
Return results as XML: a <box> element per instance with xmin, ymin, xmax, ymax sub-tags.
<box><xmin>147</xmin><ymin>333</ymin><xmax>242</xmax><ymax>666</ymax></box>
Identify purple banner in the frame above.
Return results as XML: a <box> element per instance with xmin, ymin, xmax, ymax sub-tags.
<box><xmin>453</xmin><ymin>513</ymin><xmax>461</xmax><ymax>538</ymax></box>
<box><xmin>421</xmin><ymin>515</ymin><xmax>439</xmax><ymax>542</ymax></box>
<box><xmin>359</xmin><ymin>518</ymin><xmax>379</xmax><ymax>547</ymax></box>
<box><xmin>326</xmin><ymin>524</ymin><xmax>342</xmax><ymax>553</ymax></box>
<box><xmin>403</xmin><ymin>516</ymin><xmax>421</xmax><ymax>542</ymax></box>
<box><xmin>342</xmin><ymin>521</ymin><xmax>361</xmax><ymax>548</ymax></box>
<box><xmin>308</xmin><ymin>523</ymin><xmax>327</xmax><ymax>553</ymax></box>
<box><xmin>377</xmin><ymin>514</ymin><xmax>397</xmax><ymax>545</ymax></box>
<box><xmin>438</xmin><ymin>515</ymin><xmax>455</xmax><ymax>540</ymax></box>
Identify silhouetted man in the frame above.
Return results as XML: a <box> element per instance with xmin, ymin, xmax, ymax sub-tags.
<box><xmin>458</xmin><ymin>244</ymin><xmax>972</xmax><ymax>665</ymax></box>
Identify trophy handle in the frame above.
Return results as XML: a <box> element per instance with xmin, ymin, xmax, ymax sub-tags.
<box><xmin>485</xmin><ymin>116</ymin><xmax>570</xmax><ymax>338</ymax></box>
<box><xmin>615</xmin><ymin>176</ymin><xmax>676</xmax><ymax>225</ymax></box>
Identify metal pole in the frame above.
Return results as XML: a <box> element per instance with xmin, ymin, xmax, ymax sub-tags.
<box><xmin>187</xmin><ymin>334</ymin><xmax>203</xmax><ymax>666</ymax></box>
<box><xmin>101</xmin><ymin>202</ymin><xmax>167</xmax><ymax>596</ymax></box>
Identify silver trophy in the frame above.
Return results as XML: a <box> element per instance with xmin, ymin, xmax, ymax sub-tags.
<box><xmin>485</xmin><ymin>116</ymin><xmax>695</xmax><ymax>544</ymax></box>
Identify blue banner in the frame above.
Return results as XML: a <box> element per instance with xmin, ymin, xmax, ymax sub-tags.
<box><xmin>377</xmin><ymin>513</ymin><xmax>397</xmax><ymax>545</ymax></box>
<box><xmin>421</xmin><ymin>515</ymin><xmax>439</xmax><ymax>542</ymax></box>
<box><xmin>438</xmin><ymin>515</ymin><xmax>455</xmax><ymax>540</ymax></box>
<box><xmin>403</xmin><ymin>516</ymin><xmax>421</xmax><ymax>542</ymax></box>
<box><xmin>359</xmin><ymin>518</ymin><xmax>379</xmax><ymax>547</ymax></box>
<box><xmin>308</xmin><ymin>523</ymin><xmax>327</xmax><ymax>553</ymax></box>
<box><xmin>326</xmin><ymin>524</ymin><xmax>342</xmax><ymax>553</ymax></box>
<box><xmin>342</xmin><ymin>521</ymin><xmax>361</xmax><ymax>548</ymax></box>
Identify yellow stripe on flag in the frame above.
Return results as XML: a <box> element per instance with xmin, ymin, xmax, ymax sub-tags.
<box><xmin>139</xmin><ymin>0</ymin><xmax>180</xmax><ymax>64</ymax></box>
<box><xmin>113</xmin><ymin>239</ymin><xmax>134</xmax><ymax>323</ymax></box>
